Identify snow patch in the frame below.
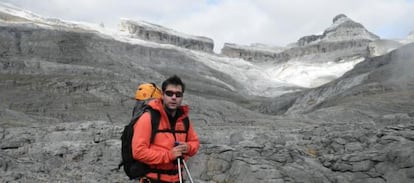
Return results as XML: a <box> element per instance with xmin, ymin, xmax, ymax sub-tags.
<box><xmin>265</xmin><ymin>58</ymin><xmax>365</xmax><ymax>88</ymax></box>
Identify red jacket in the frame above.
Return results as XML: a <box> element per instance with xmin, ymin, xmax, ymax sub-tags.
<box><xmin>131</xmin><ymin>99</ymin><xmax>200</xmax><ymax>182</ymax></box>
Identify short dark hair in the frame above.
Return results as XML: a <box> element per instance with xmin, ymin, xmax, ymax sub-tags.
<box><xmin>161</xmin><ymin>75</ymin><xmax>185</xmax><ymax>93</ymax></box>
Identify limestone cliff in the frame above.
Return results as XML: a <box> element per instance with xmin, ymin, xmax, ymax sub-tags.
<box><xmin>120</xmin><ymin>19</ymin><xmax>214</xmax><ymax>53</ymax></box>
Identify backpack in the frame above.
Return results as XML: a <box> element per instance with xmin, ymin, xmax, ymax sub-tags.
<box><xmin>134</xmin><ymin>83</ymin><xmax>162</xmax><ymax>101</ymax></box>
<box><xmin>119</xmin><ymin>83</ymin><xmax>190</xmax><ymax>180</ymax></box>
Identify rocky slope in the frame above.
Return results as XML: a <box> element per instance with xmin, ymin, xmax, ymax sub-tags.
<box><xmin>262</xmin><ymin>43</ymin><xmax>414</xmax><ymax>116</ymax></box>
<box><xmin>241</xmin><ymin>43</ymin><xmax>414</xmax><ymax>183</ymax></box>
<box><xmin>1</xmin><ymin>4</ymin><xmax>414</xmax><ymax>183</ymax></box>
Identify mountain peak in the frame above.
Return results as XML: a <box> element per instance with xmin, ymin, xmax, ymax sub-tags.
<box><xmin>323</xmin><ymin>14</ymin><xmax>379</xmax><ymax>41</ymax></box>
<box><xmin>298</xmin><ymin>14</ymin><xmax>379</xmax><ymax>46</ymax></box>
<box><xmin>332</xmin><ymin>14</ymin><xmax>349</xmax><ymax>24</ymax></box>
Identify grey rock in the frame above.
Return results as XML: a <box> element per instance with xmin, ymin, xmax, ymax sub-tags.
<box><xmin>369</xmin><ymin>39</ymin><xmax>403</xmax><ymax>56</ymax></box>
<box><xmin>120</xmin><ymin>19</ymin><xmax>214</xmax><ymax>53</ymax></box>
<box><xmin>345</xmin><ymin>142</ymin><xmax>364</xmax><ymax>152</ymax></box>
<box><xmin>221</xmin><ymin>43</ymin><xmax>284</xmax><ymax>62</ymax></box>
<box><xmin>351</xmin><ymin>160</ymin><xmax>374</xmax><ymax>172</ymax></box>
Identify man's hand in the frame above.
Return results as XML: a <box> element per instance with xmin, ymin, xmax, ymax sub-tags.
<box><xmin>172</xmin><ymin>146</ymin><xmax>183</xmax><ymax>159</ymax></box>
<box><xmin>171</xmin><ymin>142</ymin><xmax>188</xmax><ymax>159</ymax></box>
<box><xmin>177</xmin><ymin>142</ymin><xmax>189</xmax><ymax>154</ymax></box>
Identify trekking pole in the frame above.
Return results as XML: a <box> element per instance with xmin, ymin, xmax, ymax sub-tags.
<box><xmin>177</xmin><ymin>157</ymin><xmax>183</xmax><ymax>183</ymax></box>
<box><xmin>175</xmin><ymin>142</ymin><xmax>194</xmax><ymax>183</ymax></box>
<box><xmin>182</xmin><ymin>159</ymin><xmax>194</xmax><ymax>183</ymax></box>
<box><xmin>175</xmin><ymin>142</ymin><xmax>183</xmax><ymax>183</ymax></box>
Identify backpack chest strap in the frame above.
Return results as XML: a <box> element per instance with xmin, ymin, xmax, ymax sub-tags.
<box><xmin>156</xmin><ymin>129</ymin><xmax>187</xmax><ymax>133</ymax></box>
<box><xmin>149</xmin><ymin>112</ymin><xmax>190</xmax><ymax>143</ymax></box>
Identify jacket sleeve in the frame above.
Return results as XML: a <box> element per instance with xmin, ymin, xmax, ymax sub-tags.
<box><xmin>185</xmin><ymin>120</ymin><xmax>200</xmax><ymax>157</ymax></box>
<box><xmin>131</xmin><ymin>112</ymin><xmax>174</xmax><ymax>164</ymax></box>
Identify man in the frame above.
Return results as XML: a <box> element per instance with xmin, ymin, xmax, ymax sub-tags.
<box><xmin>132</xmin><ymin>75</ymin><xmax>200</xmax><ymax>183</ymax></box>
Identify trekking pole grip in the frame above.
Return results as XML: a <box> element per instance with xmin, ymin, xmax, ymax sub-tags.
<box><xmin>174</xmin><ymin>142</ymin><xmax>184</xmax><ymax>160</ymax></box>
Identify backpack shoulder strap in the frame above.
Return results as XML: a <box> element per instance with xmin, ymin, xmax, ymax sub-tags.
<box><xmin>148</xmin><ymin>108</ymin><xmax>161</xmax><ymax>144</ymax></box>
<box><xmin>183</xmin><ymin>117</ymin><xmax>190</xmax><ymax>132</ymax></box>
<box><xmin>183</xmin><ymin>117</ymin><xmax>190</xmax><ymax>142</ymax></box>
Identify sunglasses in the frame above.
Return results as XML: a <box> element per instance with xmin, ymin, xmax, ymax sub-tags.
<box><xmin>164</xmin><ymin>90</ymin><xmax>183</xmax><ymax>97</ymax></box>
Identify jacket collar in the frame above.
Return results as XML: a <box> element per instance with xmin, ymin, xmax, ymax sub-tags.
<box><xmin>148</xmin><ymin>99</ymin><xmax>189</xmax><ymax>118</ymax></box>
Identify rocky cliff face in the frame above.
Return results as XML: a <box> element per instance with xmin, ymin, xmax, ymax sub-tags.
<box><xmin>368</xmin><ymin>39</ymin><xmax>402</xmax><ymax>56</ymax></box>
<box><xmin>120</xmin><ymin>19</ymin><xmax>214</xmax><ymax>53</ymax></box>
<box><xmin>222</xmin><ymin>14</ymin><xmax>380</xmax><ymax>62</ymax></box>
<box><xmin>221</xmin><ymin>43</ymin><xmax>284</xmax><ymax>62</ymax></box>
<box><xmin>1</xmin><ymin>6</ymin><xmax>414</xmax><ymax>183</ymax></box>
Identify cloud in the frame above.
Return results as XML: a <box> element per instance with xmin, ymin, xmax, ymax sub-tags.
<box><xmin>3</xmin><ymin>0</ymin><xmax>414</xmax><ymax>52</ymax></box>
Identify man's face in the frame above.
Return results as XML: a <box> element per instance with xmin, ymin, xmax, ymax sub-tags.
<box><xmin>162</xmin><ymin>84</ymin><xmax>183</xmax><ymax>110</ymax></box>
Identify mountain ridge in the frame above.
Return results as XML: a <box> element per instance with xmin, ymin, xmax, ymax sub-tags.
<box><xmin>222</xmin><ymin>14</ymin><xmax>380</xmax><ymax>63</ymax></box>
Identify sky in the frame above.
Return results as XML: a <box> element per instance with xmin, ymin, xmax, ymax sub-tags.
<box><xmin>2</xmin><ymin>0</ymin><xmax>414</xmax><ymax>52</ymax></box>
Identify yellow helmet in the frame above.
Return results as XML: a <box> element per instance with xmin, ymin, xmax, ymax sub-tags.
<box><xmin>134</xmin><ymin>83</ymin><xmax>162</xmax><ymax>100</ymax></box>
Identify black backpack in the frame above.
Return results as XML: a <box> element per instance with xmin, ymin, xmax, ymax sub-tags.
<box><xmin>119</xmin><ymin>100</ymin><xmax>190</xmax><ymax>180</ymax></box>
